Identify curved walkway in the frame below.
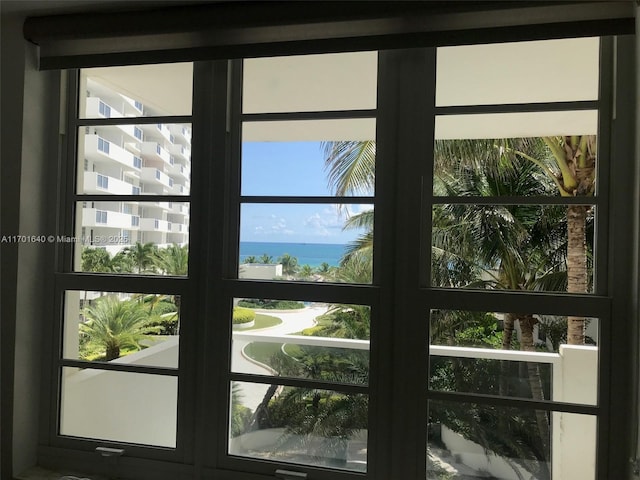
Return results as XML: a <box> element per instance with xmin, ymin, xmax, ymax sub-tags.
<box><xmin>232</xmin><ymin>305</ymin><xmax>329</xmax><ymax>410</ymax></box>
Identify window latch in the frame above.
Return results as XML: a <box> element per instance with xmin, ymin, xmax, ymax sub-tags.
<box><xmin>275</xmin><ymin>469</ymin><xmax>307</xmax><ymax>480</ymax></box>
<box><xmin>95</xmin><ymin>446</ymin><xmax>125</xmax><ymax>457</ymax></box>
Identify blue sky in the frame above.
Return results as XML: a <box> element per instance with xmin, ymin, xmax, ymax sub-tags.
<box><xmin>241</xmin><ymin>142</ymin><xmax>373</xmax><ymax>244</ymax></box>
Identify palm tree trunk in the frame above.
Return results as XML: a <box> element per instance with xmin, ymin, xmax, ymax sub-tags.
<box><xmin>567</xmin><ymin>205</ymin><xmax>588</xmax><ymax>344</ymax></box>
<box><xmin>500</xmin><ymin>312</ymin><xmax>516</xmax><ymax>398</ymax></box>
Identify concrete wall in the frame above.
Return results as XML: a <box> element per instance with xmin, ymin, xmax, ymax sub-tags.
<box><xmin>238</xmin><ymin>263</ymin><xmax>283</xmax><ymax>280</ymax></box>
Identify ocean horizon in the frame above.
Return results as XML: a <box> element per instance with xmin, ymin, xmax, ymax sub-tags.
<box><xmin>239</xmin><ymin>241</ymin><xmax>347</xmax><ymax>267</ymax></box>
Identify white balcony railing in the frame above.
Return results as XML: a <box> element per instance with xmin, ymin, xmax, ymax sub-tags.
<box><xmin>84</xmin><ymin>135</ymin><xmax>139</xmax><ymax>171</ymax></box>
<box><xmin>140</xmin><ymin>167</ymin><xmax>173</xmax><ymax>188</ymax></box>
<box><xmin>82</xmin><ymin>172</ymin><xmax>139</xmax><ymax>195</ymax></box>
<box><xmin>82</xmin><ymin>208</ymin><xmax>135</xmax><ymax>229</ymax></box>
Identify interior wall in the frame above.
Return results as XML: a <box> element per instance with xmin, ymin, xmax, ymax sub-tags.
<box><xmin>1</xmin><ymin>11</ymin><xmax>27</xmax><ymax>480</ymax></box>
<box><xmin>1</xmin><ymin>10</ymin><xmax>60</xmax><ymax>477</ymax></box>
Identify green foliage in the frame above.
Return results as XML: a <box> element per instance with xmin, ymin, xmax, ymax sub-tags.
<box><xmin>237</xmin><ymin>299</ymin><xmax>304</xmax><ymax>310</ymax></box>
<box><xmin>277</xmin><ymin>253</ymin><xmax>299</xmax><ymax>275</ymax></box>
<box><xmin>232</xmin><ymin>306</ymin><xmax>255</xmax><ymax>324</ymax></box>
<box><xmin>259</xmin><ymin>254</ymin><xmax>273</xmax><ymax>264</ymax></box>
<box><xmin>80</xmin><ymin>296</ymin><xmax>159</xmax><ymax>361</ymax></box>
<box><xmin>310</xmin><ymin>304</ymin><xmax>370</xmax><ymax>340</ymax></box>
<box><xmin>154</xmin><ymin>243</ymin><xmax>188</xmax><ymax>276</ymax></box>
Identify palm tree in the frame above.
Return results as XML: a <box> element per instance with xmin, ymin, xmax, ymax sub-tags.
<box><xmin>258</xmin><ymin>254</ymin><xmax>273</xmax><ymax>264</ymax></box>
<box><xmin>80</xmin><ymin>296</ymin><xmax>153</xmax><ymax>361</ymax></box>
<box><xmin>243</xmin><ymin>255</ymin><xmax>258</xmax><ymax>264</ymax></box>
<box><xmin>277</xmin><ymin>253</ymin><xmax>299</xmax><ymax>275</ymax></box>
<box><xmin>298</xmin><ymin>264</ymin><xmax>314</xmax><ymax>279</ymax></box>
<box><xmin>154</xmin><ymin>243</ymin><xmax>188</xmax><ymax>276</ymax></box>
<box><xmin>123</xmin><ymin>242</ymin><xmax>158</xmax><ymax>273</ymax></box>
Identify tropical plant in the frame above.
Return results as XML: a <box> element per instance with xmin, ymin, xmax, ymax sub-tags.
<box><xmin>123</xmin><ymin>241</ymin><xmax>158</xmax><ymax>273</ymax></box>
<box><xmin>80</xmin><ymin>295</ymin><xmax>157</xmax><ymax>361</ymax></box>
<box><xmin>277</xmin><ymin>253</ymin><xmax>299</xmax><ymax>275</ymax></box>
<box><xmin>298</xmin><ymin>264</ymin><xmax>314</xmax><ymax>279</ymax></box>
<box><xmin>258</xmin><ymin>254</ymin><xmax>273</xmax><ymax>264</ymax></box>
<box><xmin>154</xmin><ymin>243</ymin><xmax>188</xmax><ymax>276</ymax></box>
<box><xmin>243</xmin><ymin>255</ymin><xmax>258</xmax><ymax>264</ymax></box>
<box><xmin>81</xmin><ymin>247</ymin><xmax>133</xmax><ymax>273</ymax></box>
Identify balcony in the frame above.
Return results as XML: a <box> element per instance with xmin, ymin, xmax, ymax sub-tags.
<box><xmin>85</xmin><ymin>97</ymin><xmax>122</xmax><ymax>119</ymax></box>
<box><xmin>168</xmin><ymin>143</ymin><xmax>191</xmax><ymax>161</ymax></box>
<box><xmin>140</xmin><ymin>142</ymin><xmax>172</xmax><ymax>166</ymax></box>
<box><xmin>169</xmin><ymin>124</ymin><xmax>191</xmax><ymax>144</ymax></box>
<box><xmin>140</xmin><ymin>167</ymin><xmax>172</xmax><ymax>189</ymax></box>
<box><xmin>84</xmin><ymin>134</ymin><xmax>140</xmax><ymax>171</ymax></box>
<box><xmin>82</xmin><ymin>172</ymin><xmax>139</xmax><ymax>195</ymax></box>
<box><xmin>139</xmin><ymin>217</ymin><xmax>170</xmax><ymax>232</ymax></box>
<box><xmin>59</xmin><ymin>313</ymin><xmax>597</xmax><ymax>479</ymax></box>
<box><xmin>82</xmin><ymin>208</ymin><xmax>135</xmax><ymax>229</ymax></box>
<box><xmin>169</xmin><ymin>161</ymin><xmax>190</xmax><ymax>179</ymax></box>
<box><xmin>170</xmin><ymin>203</ymin><xmax>189</xmax><ymax>216</ymax></box>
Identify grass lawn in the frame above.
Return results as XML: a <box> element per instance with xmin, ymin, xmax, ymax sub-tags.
<box><xmin>244</xmin><ymin>313</ymin><xmax>282</xmax><ymax>330</ymax></box>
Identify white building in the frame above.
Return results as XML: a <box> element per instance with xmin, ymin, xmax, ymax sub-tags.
<box><xmin>77</xmin><ymin>76</ymin><xmax>190</xmax><ymax>255</ymax></box>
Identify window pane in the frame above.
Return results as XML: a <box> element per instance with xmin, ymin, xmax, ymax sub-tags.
<box><xmin>436</xmin><ymin>37</ymin><xmax>599</xmax><ymax>106</ymax></box>
<box><xmin>229</xmin><ymin>382</ymin><xmax>367</xmax><ymax>471</ymax></box>
<box><xmin>434</xmin><ymin>111</ymin><xmax>597</xmax><ymax>140</ymax></box>
<box><xmin>80</xmin><ymin>63</ymin><xmax>193</xmax><ymax>118</ymax></box>
<box><xmin>243</xmin><ymin>51</ymin><xmax>377</xmax><ymax>113</ymax></box>
<box><xmin>242</xmin><ymin>138</ymin><xmax>375</xmax><ymax>197</ymax></box>
<box><xmin>74</xmin><ymin>201</ymin><xmax>189</xmax><ymax>274</ymax></box>
<box><xmin>428</xmin><ymin>401</ymin><xmax>596</xmax><ymax>480</ymax></box>
<box><xmin>77</xmin><ymin>124</ymin><xmax>191</xmax><ymax>196</ymax></box>
<box><xmin>431</xmin><ymin>204</ymin><xmax>595</xmax><ymax>293</ymax></box>
<box><xmin>433</xmin><ymin>135</ymin><xmax>597</xmax><ymax>198</ymax></box>
<box><xmin>63</xmin><ymin>290</ymin><xmax>180</xmax><ymax>368</ymax></box>
<box><xmin>429</xmin><ymin>310</ymin><xmax>598</xmax><ymax>405</ymax></box>
<box><xmin>231</xmin><ymin>299</ymin><xmax>369</xmax><ymax>385</ymax></box>
<box><xmin>60</xmin><ymin>368</ymin><xmax>177</xmax><ymax>447</ymax></box>
<box><xmin>240</xmin><ymin>204</ymin><xmax>373</xmax><ymax>283</ymax></box>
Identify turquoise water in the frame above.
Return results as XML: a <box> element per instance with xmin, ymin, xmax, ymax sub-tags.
<box><xmin>239</xmin><ymin>241</ymin><xmax>346</xmax><ymax>267</ymax></box>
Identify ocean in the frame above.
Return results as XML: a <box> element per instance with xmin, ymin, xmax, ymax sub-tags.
<box><xmin>239</xmin><ymin>241</ymin><xmax>346</xmax><ymax>267</ymax></box>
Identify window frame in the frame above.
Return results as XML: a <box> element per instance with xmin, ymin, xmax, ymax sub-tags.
<box><xmin>41</xmin><ymin>32</ymin><xmax>635</xmax><ymax>480</ymax></box>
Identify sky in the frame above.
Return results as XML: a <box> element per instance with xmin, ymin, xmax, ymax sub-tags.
<box><xmin>240</xmin><ymin>141</ymin><xmax>373</xmax><ymax>244</ymax></box>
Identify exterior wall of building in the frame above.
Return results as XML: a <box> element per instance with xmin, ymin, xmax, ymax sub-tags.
<box><xmin>79</xmin><ymin>79</ymin><xmax>190</xmax><ymax>253</ymax></box>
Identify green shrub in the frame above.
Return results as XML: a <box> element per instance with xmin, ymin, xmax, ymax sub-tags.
<box><xmin>237</xmin><ymin>299</ymin><xmax>304</xmax><ymax>310</ymax></box>
<box><xmin>233</xmin><ymin>307</ymin><xmax>255</xmax><ymax>324</ymax></box>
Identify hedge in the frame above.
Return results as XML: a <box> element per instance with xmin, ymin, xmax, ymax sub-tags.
<box><xmin>232</xmin><ymin>307</ymin><xmax>256</xmax><ymax>324</ymax></box>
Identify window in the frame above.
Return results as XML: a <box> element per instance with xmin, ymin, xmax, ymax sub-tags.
<box><xmin>46</xmin><ymin>31</ymin><xmax>632</xmax><ymax>480</ymax></box>
<box><xmin>98</xmin><ymin>101</ymin><xmax>111</xmax><ymax>118</ymax></box>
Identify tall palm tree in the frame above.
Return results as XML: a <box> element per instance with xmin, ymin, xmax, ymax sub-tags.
<box><xmin>243</xmin><ymin>255</ymin><xmax>258</xmax><ymax>264</ymax></box>
<box><xmin>123</xmin><ymin>242</ymin><xmax>158</xmax><ymax>273</ymax></box>
<box><xmin>80</xmin><ymin>296</ymin><xmax>153</xmax><ymax>361</ymax></box>
<box><xmin>324</xmin><ymin>136</ymin><xmax>594</xmax><ymax>344</ymax></box>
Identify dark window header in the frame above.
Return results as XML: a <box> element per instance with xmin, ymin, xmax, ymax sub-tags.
<box><xmin>23</xmin><ymin>1</ymin><xmax>635</xmax><ymax>69</ymax></box>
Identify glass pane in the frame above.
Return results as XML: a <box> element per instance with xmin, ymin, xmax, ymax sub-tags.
<box><xmin>229</xmin><ymin>382</ymin><xmax>367</xmax><ymax>471</ymax></box>
<box><xmin>433</xmin><ymin>135</ymin><xmax>597</xmax><ymax>198</ymax></box>
<box><xmin>77</xmin><ymin>124</ymin><xmax>191</xmax><ymax>195</ymax></box>
<box><xmin>435</xmin><ymin>111</ymin><xmax>598</xmax><ymax>140</ymax></box>
<box><xmin>240</xmin><ymin>204</ymin><xmax>373</xmax><ymax>283</ymax></box>
<box><xmin>427</xmin><ymin>401</ymin><xmax>596</xmax><ymax>480</ymax></box>
<box><xmin>431</xmin><ymin>204</ymin><xmax>595</xmax><ymax>293</ymax></box>
<box><xmin>231</xmin><ymin>299</ymin><xmax>369</xmax><ymax>384</ymax></box>
<box><xmin>429</xmin><ymin>310</ymin><xmax>598</xmax><ymax>405</ymax></box>
<box><xmin>243</xmin><ymin>51</ymin><xmax>377</xmax><ymax>113</ymax></box>
<box><xmin>80</xmin><ymin>63</ymin><xmax>193</xmax><ymax>118</ymax></box>
<box><xmin>63</xmin><ymin>290</ymin><xmax>180</xmax><ymax>367</ymax></box>
<box><xmin>60</xmin><ymin>367</ymin><xmax>177</xmax><ymax>447</ymax></box>
<box><xmin>436</xmin><ymin>37</ymin><xmax>599</xmax><ymax>106</ymax></box>
<box><xmin>74</xmin><ymin>201</ymin><xmax>189</xmax><ymax>274</ymax></box>
<box><xmin>242</xmin><ymin>138</ymin><xmax>375</xmax><ymax>197</ymax></box>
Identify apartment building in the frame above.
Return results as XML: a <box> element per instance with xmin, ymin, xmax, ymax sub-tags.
<box><xmin>78</xmin><ymin>75</ymin><xmax>190</xmax><ymax>254</ymax></box>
